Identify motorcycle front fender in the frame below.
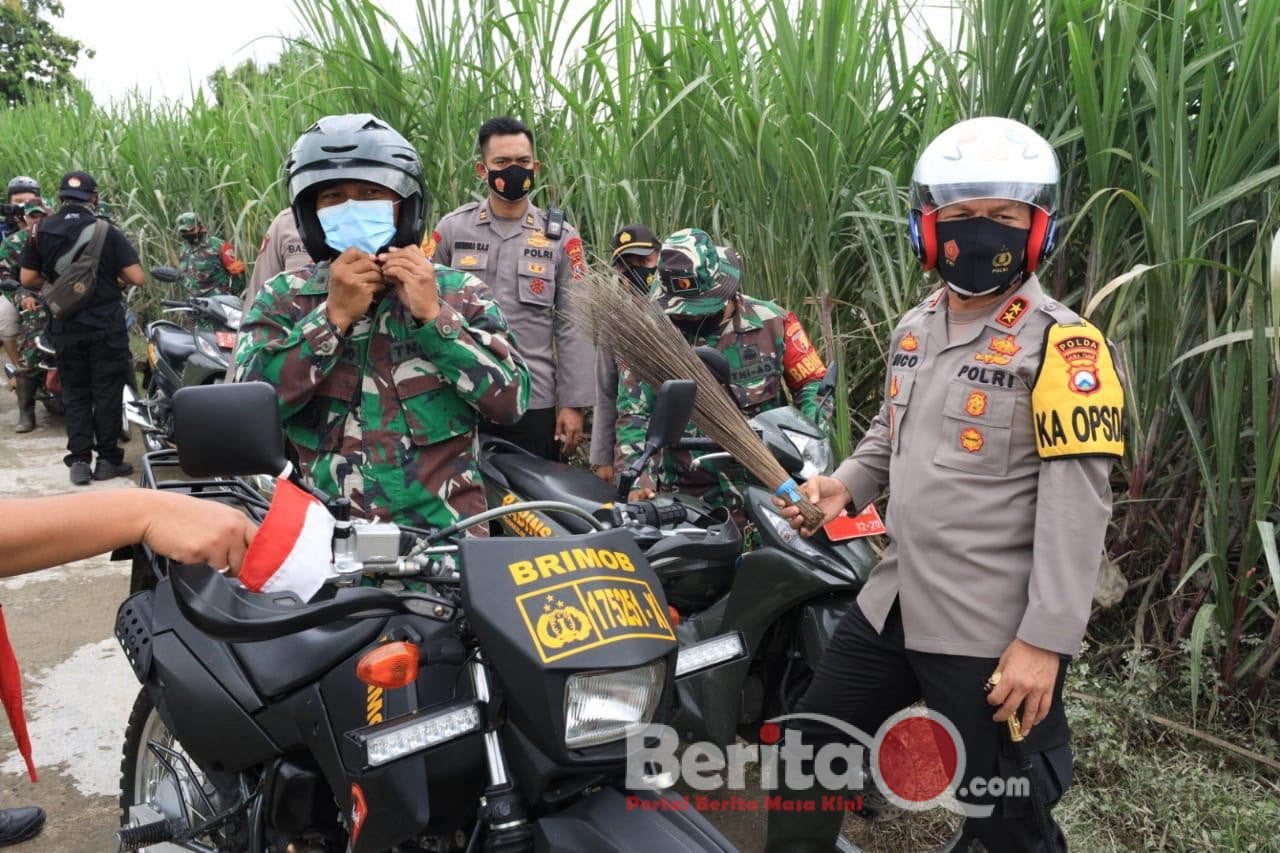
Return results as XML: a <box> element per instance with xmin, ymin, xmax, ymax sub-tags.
<box><xmin>673</xmin><ymin>548</ymin><xmax>859</xmax><ymax>747</ymax></box>
<box><xmin>534</xmin><ymin>786</ymin><xmax>735</xmax><ymax>853</ymax></box>
<box><xmin>181</xmin><ymin>353</ymin><xmax>227</xmax><ymax>387</ymax></box>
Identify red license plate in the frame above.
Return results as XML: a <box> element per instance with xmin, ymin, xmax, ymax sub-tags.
<box><xmin>823</xmin><ymin>504</ymin><xmax>886</xmax><ymax>541</ymax></box>
<box><xmin>215</xmin><ymin>331</ymin><xmax>238</xmax><ymax>350</ymax></box>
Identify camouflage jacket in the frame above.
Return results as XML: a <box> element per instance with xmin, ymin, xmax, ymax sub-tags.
<box><xmin>615</xmin><ymin>296</ymin><xmax>831</xmax><ymax>510</ymax></box>
<box><xmin>0</xmin><ymin>229</ymin><xmax>47</xmax><ymax>372</ymax></box>
<box><xmin>179</xmin><ymin>235</ymin><xmax>246</xmax><ymax>297</ymax></box>
<box><xmin>235</xmin><ymin>263</ymin><xmax>531</xmax><ymax>531</ymax></box>
<box><xmin>0</xmin><ymin>227</ymin><xmax>27</xmax><ymax>280</ymax></box>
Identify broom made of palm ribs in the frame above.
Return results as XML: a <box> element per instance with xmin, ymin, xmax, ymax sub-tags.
<box><xmin>569</xmin><ymin>269</ymin><xmax>826</xmax><ymax>529</ymax></box>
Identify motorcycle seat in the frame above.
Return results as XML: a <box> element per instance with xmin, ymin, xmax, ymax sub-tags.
<box><xmin>486</xmin><ymin>452</ymin><xmax>615</xmax><ymax>532</ymax></box>
<box><xmin>151</xmin><ymin>323</ymin><xmax>198</xmax><ymax>366</ymax></box>
<box><xmin>232</xmin><ymin>618</ymin><xmax>385</xmax><ymax>699</ymax></box>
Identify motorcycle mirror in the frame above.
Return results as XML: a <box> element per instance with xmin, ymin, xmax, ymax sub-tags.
<box><xmin>0</xmin><ymin>279</ymin><xmax>19</xmax><ymax>293</ymax></box>
<box><xmin>150</xmin><ymin>265</ymin><xmax>181</xmax><ymax>283</ymax></box>
<box><xmin>645</xmin><ymin>379</ymin><xmax>698</xmax><ymax>451</ymax></box>
<box><xmin>695</xmin><ymin>346</ymin><xmax>731</xmax><ymax>388</ymax></box>
<box><xmin>172</xmin><ymin>382</ymin><xmax>290</xmax><ymax>478</ymax></box>
<box><xmin>616</xmin><ymin>379</ymin><xmax>697</xmax><ymax>500</ymax></box>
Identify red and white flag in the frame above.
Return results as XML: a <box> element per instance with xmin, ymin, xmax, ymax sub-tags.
<box><xmin>239</xmin><ymin>479</ymin><xmax>335</xmax><ymax>602</ymax></box>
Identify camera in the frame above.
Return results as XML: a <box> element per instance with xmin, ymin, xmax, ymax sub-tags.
<box><xmin>0</xmin><ymin>203</ymin><xmax>21</xmax><ymax>222</ymax></box>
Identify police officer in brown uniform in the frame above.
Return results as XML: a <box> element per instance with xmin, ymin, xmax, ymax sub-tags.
<box><xmin>226</xmin><ymin>207</ymin><xmax>309</xmax><ymax>381</ymax></box>
<box><xmin>429</xmin><ymin>116</ymin><xmax>594</xmax><ymax>460</ymax></box>
<box><xmin>767</xmin><ymin>118</ymin><xmax>1124</xmax><ymax>852</ymax></box>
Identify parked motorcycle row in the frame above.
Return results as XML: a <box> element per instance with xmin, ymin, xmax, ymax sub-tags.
<box><xmin>1</xmin><ymin>266</ymin><xmax>243</xmax><ymax>451</ymax></box>
<box><xmin>109</xmin><ymin>343</ymin><xmax>879</xmax><ymax>851</ymax></box>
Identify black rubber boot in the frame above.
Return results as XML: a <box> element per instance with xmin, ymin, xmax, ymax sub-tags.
<box><xmin>14</xmin><ymin>375</ymin><xmax>36</xmax><ymax>433</ymax></box>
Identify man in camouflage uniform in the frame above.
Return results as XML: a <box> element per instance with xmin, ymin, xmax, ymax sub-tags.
<box><xmin>177</xmin><ymin>212</ymin><xmax>246</xmax><ymax>297</ymax></box>
<box><xmin>616</xmin><ymin>228</ymin><xmax>831</xmax><ymax>519</ymax></box>
<box><xmin>236</xmin><ymin>114</ymin><xmax>530</xmax><ymax>531</ymax></box>
<box><xmin>0</xmin><ymin>200</ymin><xmax>51</xmax><ymax>432</ymax></box>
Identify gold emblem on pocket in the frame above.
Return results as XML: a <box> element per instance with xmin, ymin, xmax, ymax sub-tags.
<box><xmin>960</xmin><ymin>427</ymin><xmax>985</xmax><ymax>453</ymax></box>
<box><xmin>965</xmin><ymin>391</ymin><xmax>988</xmax><ymax>417</ymax></box>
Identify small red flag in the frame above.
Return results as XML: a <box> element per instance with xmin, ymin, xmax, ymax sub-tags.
<box><xmin>0</xmin><ymin>607</ymin><xmax>36</xmax><ymax>782</ymax></box>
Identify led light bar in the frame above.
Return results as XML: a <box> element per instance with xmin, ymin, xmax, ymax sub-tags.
<box><xmin>675</xmin><ymin>632</ymin><xmax>748</xmax><ymax>678</ymax></box>
<box><xmin>362</xmin><ymin>702</ymin><xmax>482</xmax><ymax>768</ymax></box>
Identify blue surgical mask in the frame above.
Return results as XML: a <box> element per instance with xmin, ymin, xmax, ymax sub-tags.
<box><xmin>316</xmin><ymin>199</ymin><xmax>397</xmax><ymax>255</ymax></box>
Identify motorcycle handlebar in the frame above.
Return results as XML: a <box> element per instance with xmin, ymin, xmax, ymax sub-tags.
<box><xmin>622</xmin><ymin>501</ymin><xmax>689</xmax><ymax>529</ymax></box>
<box><xmin>676</xmin><ymin>437</ymin><xmax>718</xmax><ymax>451</ymax></box>
<box><xmin>160</xmin><ymin>299</ymin><xmax>188</xmax><ymax>308</ymax></box>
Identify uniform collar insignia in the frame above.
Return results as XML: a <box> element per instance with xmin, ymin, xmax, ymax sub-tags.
<box><xmin>991</xmin><ymin>276</ymin><xmax>1043</xmax><ymax>330</ymax></box>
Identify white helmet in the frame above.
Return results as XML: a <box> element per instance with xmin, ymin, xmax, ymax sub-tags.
<box><xmin>909</xmin><ymin>117</ymin><xmax>1060</xmax><ymax>272</ymax></box>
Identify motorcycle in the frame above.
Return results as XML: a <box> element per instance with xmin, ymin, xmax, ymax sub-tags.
<box><xmin>479</xmin><ymin>350</ymin><xmax>877</xmax><ymax>748</ymax></box>
<box><xmin>128</xmin><ymin>266</ymin><xmax>243</xmax><ymax>452</ymax></box>
<box><xmin>114</xmin><ymin>380</ymin><xmax>744</xmax><ymax>852</ymax></box>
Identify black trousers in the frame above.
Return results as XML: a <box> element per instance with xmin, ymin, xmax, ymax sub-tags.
<box><xmin>765</xmin><ymin>600</ymin><xmax>1072</xmax><ymax>853</ymax></box>
<box><xmin>53</xmin><ymin>328</ymin><xmax>130</xmax><ymax>466</ymax></box>
<box><xmin>486</xmin><ymin>406</ymin><xmax>559</xmax><ymax>461</ymax></box>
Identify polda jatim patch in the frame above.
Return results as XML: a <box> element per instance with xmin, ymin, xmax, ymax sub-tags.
<box><xmin>1032</xmin><ymin>321</ymin><xmax>1125</xmax><ymax>459</ymax></box>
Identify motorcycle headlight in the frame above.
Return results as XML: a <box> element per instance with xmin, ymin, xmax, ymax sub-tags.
<box><xmin>222</xmin><ymin>307</ymin><xmax>243</xmax><ymax>330</ymax></box>
<box><xmin>781</xmin><ymin>428</ymin><xmax>832</xmax><ymax>479</ymax></box>
<box><xmin>196</xmin><ymin>335</ymin><xmax>228</xmax><ymax>367</ymax></box>
<box><xmin>564</xmin><ymin>660</ymin><xmax>666</xmax><ymax>749</ymax></box>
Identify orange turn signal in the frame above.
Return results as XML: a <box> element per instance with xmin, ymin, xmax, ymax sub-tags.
<box><xmin>356</xmin><ymin>642</ymin><xmax>420</xmax><ymax>689</ymax></box>
<box><xmin>668</xmin><ymin>605</ymin><xmax>681</xmax><ymax>627</ymax></box>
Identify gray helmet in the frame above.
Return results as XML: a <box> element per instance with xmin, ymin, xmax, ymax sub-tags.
<box><xmin>285</xmin><ymin>114</ymin><xmax>428</xmax><ymax>262</ymax></box>
<box><xmin>7</xmin><ymin>175</ymin><xmax>39</xmax><ymax>199</ymax></box>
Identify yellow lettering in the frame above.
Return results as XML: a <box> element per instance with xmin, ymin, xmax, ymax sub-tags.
<box><xmin>509</xmin><ymin>560</ymin><xmax>537</xmax><ymax>585</ymax></box>
<box><xmin>598</xmin><ymin>550</ymin><xmax>619</xmax><ymax>569</ymax></box>
<box><xmin>616</xmin><ymin>552</ymin><xmax>635</xmax><ymax>572</ymax></box>
<box><xmin>572</xmin><ymin>548</ymin><xmax>599</xmax><ymax>569</ymax></box>
<box><xmin>536</xmin><ymin>553</ymin><xmax>564</xmax><ymax>579</ymax></box>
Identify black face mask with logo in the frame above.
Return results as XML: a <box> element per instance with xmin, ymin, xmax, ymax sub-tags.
<box><xmin>486</xmin><ymin>164</ymin><xmax>535</xmax><ymax>202</ymax></box>
<box><xmin>934</xmin><ymin>217</ymin><xmax>1029</xmax><ymax>297</ymax></box>
<box><xmin>619</xmin><ymin>263</ymin><xmax>656</xmax><ymax>293</ymax></box>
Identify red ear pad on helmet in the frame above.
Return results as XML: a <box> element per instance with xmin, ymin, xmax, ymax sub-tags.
<box><xmin>1025</xmin><ymin>209</ymin><xmax>1054</xmax><ymax>273</ymax></box>
<box><xmin>919</xmin><ymin>208</ymin><xmax>938</xmax><ymax>271</ymax></box>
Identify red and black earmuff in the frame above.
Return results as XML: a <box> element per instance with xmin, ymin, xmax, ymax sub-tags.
<box><xmin>909</xmin><ymin>206</ymin><xmax>1057</xmax><ymax>273</ymax></box>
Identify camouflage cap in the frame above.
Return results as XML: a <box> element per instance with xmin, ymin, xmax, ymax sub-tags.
<box><xmin>176</xmin><ymin>211</ymin><xmax>199</xmax><ymax>232</ymax></box>
<box><xmin>22</xmin><ymin>199</ymin><xmax>48</xmax><ymax>216</ymax></box>
<box><xmin>653</xmin><ymin>228</ymin><xmax>742</xmax><ymax>317</ymax></box>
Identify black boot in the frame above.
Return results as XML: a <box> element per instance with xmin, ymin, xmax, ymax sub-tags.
<box><xmin>14</xmin><ymin>375</ymin><xmax>36</xmax><ymax>433</ymax></box>
<box><xmin>0</xmin><ymin>806</ymin><xmax>44</xmax><ymax>846</ymax></box>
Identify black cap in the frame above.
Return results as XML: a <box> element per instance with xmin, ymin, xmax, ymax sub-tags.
<box><xmin>58</xmin><ymin>171</ymin><xmax>98</xmax><ymax>202</ymax></box>
<box><xmin>610</xmin><ymin>224</ymin><xmax>659</xmax><ymax>263</ymax></box>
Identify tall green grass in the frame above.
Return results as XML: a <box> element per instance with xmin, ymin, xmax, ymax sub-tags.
<box><xmin>0</xmin><ymin>0</ymin><xmax>1274</xmax><ymax>697</ymax></box>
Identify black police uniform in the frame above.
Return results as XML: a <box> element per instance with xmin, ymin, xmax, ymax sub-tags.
<box><xmin>20</xmin><ymin>200</ymin><xmax>139</xmax><ymax>468</ymax></box>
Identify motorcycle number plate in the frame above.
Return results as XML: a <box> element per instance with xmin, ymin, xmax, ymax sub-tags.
<box><xmin>215</xmin><ymin>331</ymin><xmax>238</xmax><ymax>350</ymax></box>
<box><xmin>823</xmin><ymin>504</ymin><xmax>885</xmax><ymax>541</ymax></box>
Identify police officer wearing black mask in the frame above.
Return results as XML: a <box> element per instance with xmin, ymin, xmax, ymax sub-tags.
<box><xmin>19</xmin><ymin>172</ymin><xmax>145</xmax><ymax>485</ymax></box>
